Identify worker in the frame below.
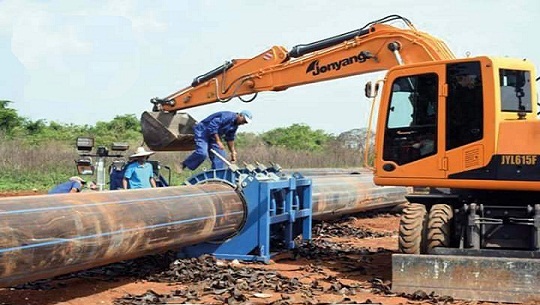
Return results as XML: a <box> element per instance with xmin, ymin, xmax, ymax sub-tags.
<box><xmin>123</xmin><ymin>147</ymin><xmax>157</xmax><ymax>189</ymax></box>
<box><xmin>456</xmin><ymin>73</ymin><xmax>477</xmax><ymax>89</ymax></box>
<box><xmin>411</xmin><ymin>135</ymin><xmax>435</xmax><ymax>157</ymax></box>
<box><xmin>48</xmin><ymin>176</ymin><xmax>92</xmax><ymax>194</ymax></box>
<box><xmin>181</xmin><ymin>110</ymin><xmax>252</xmax><ymax>171</ymax></box>
<box><xmin>447</xmin><ymin>68</ymin><xmax>483</xmax><ymax>149</ymax></box>
<box><xmin>81</xmin><ymin>181</ymin><xmax>98</xmax><ymax>192</ymax></box>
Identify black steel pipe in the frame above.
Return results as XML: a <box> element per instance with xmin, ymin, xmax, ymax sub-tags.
<box><xmin>0</xmin><ymin>173</ymin><xmax>407</xmax><ymax>287</ymax></box>
<box><xmin>283</xmin><ymin>168</ymin><xmax>370</xmax><ymax>176</ymax></box>
<box><xmin>0</xmin><ymin>184</ymin><xmax>244</xmax><ymax>287</ymax></box>
<box><xmin>311</xmin><ymin>175</ymin><xmax>408</xmax><ymax>220</ymax></box>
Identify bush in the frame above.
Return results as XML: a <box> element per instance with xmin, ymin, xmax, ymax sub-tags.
<box><xmin>261</xmin><ymin>124</ymin><xmax>333</xmax><ymax>151</ymax></box>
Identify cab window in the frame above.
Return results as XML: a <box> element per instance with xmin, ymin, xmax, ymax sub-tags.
<box><xmin>383</xmin><ymin>73</ymin><xmax>438</xmax><ymax>165</ymax></box>
<box><xmin>499</xmin><ymin>69</ymin><xmax>532</xmax><ymax>112</ymax></box>
<box><xmin>446</xmin><ymin>62</ymin><xmax>483</xmax><ymax>150</ymax></box>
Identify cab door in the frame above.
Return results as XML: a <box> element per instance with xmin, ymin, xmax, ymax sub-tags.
<box><xmin>378</xmin><ymin>65</ymin><xmax>446</xmax><ymax>179</ymax></box>
<box><xmin>444</xmin><ymin>61</ymin><xmax>485</xmax><ymax>175</ymax></box>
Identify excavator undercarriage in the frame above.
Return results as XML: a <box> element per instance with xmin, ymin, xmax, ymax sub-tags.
<box><xmin>393</xmin><ymin>190</ymin><xmax>540</xmax><ymax>302</ymax></box>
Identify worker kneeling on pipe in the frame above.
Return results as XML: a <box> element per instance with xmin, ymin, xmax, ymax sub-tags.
<box><xmin>49</xmin><ymin>176</ymin><xmax>97</xmax><ymax>194</ymax></box>
<box><xmin>181</xmin><ymin>110</ymin><xmax>252</xmax><ymax>171</ymax></box>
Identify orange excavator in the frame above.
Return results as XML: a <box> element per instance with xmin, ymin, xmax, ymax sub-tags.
<box><xmin>142</xmin><ymin>15</ymin><xmax>539</xmax><ymax>302</ymax></box>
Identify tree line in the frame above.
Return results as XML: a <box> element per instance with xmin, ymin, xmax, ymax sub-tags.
<box><xmin>0</xmin><ymin>100</ymin><xmax>372</xmax><ymax>152</ymax></box>
<box><xmin>0</xmin><ymin>100</ymin><xmax>373</xmax><ymax>191</ymax></box>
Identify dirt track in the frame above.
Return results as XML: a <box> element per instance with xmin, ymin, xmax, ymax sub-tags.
<box><xmin>0</xmin><ymin>192</ymin><xmax>495</xmax><ymax>305</ymax></box>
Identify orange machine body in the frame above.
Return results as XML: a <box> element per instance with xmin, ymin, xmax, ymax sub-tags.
<box><xmin>373</xmin><ymin>57</ymin><xmax>539</xmax><ymax>191</ymax></box>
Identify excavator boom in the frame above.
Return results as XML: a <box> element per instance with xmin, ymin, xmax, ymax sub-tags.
<box><xmin>160</xmin><ymin>21</ymin><xmax>454</xmax><ymax>111</ymax></box>
<box><xmin>142</xmin><ymin>15</ymin><xmax>455</xmax><ymax>151</ymax></box>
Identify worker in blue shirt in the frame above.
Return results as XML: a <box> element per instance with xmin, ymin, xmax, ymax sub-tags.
<box><xmin>123</xmin><ymin>147</ymin><xmax>157</xmax><ymax>189</ymax></box>
<box><xmin>182</xmin><ymin>110</ymin><xmax>252</xmax><ymax>171</ymax></box>
<box><xmin>48</xmin><ymin>176</ymin><xmax>87</xmax><ymax>194</ymax></box>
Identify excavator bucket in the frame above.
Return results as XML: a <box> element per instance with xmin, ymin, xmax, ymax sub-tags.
<box><xmin>141</xmin><ymin>111</ymin><xmax>197</xmax><ymax>151</ymax></box>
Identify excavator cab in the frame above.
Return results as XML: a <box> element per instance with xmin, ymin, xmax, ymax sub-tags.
<box><xmin>375</xmin><ymin>56</ymin><xmax>538</xmax><ymax>185</ymax></box>
<box><xmin>141</xmin><ymin>111</ymin><xmax>197</xmax><ymax>151</ymax></box>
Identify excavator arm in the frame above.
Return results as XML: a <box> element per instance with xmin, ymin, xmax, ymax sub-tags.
<box><xmin>142</xmin><ymin>15</ymin><xmax>455</xmax><ymax>150</ymax></box>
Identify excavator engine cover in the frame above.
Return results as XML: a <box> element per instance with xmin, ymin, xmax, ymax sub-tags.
<box><xmin>141</xmin><ymin>111</ymin><xmax>197</xmax><ymax>151</ymax></box>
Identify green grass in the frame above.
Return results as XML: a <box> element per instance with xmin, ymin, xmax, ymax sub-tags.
<box><xmin>0</xmin><ymin>169</ymin><xmax>72</xmax><ymax>191</ymax></box>
<box><xmin>0</xmin><ymin>138</ymin><xmax>365</xmax><ymax>192</ymax></box>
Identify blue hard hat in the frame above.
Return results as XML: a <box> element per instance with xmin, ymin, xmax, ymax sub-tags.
<box><xmin>240</xmin><ymin>110</ymin><xmax>253</xmax><ymax>123</ymax></box>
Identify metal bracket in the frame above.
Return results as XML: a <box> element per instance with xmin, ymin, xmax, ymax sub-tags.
<box><xmin>180</xmin><ymin>168</ymin><xmax>312</xmax><ymax>262</ymax></box>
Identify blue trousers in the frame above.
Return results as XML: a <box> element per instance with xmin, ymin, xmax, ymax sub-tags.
<box><xmin>183</xmin><ymin>126</ymin><xmax>227</xmax><ymax>170</ymax></box>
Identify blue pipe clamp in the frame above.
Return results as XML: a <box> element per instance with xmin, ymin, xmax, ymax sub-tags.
<box><xmin>181</xmin><ymin>166</ymin><xmax>312</xmax><ymax>262</ymax></box>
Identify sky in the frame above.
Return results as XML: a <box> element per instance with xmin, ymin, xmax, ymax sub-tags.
<box><xmin>1</xmin><ymin>0</ymin><xmax>539</xmax><ymax>135</ymax></box>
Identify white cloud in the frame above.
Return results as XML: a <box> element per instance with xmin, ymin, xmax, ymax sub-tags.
<box><xmin>101</xmin><ymin>0</ymin><xmax>167</xmax><ymax>36</ymax></box>
<box><xmin>0</xmin><ymin>0</ymin><xmax>22</xmax><ymax>35</ymax></box>
<box><xmin>6</xmin><ymin>2</ymin><xmax>91</xmax><ymax>70</ymax></box>
<box><xmin>2</xmin><ymin>0</ymin><xmax>167</xmax><ymax>70</ymax></box>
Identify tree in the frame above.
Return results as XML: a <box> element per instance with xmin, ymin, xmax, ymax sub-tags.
<box><xmin>262</xmin><ymin>124</ymin><xmax>332</xmax><ymax>151</ymax></box>
<box><xmin>0</xmin><ymin>100</ymin><xmax>23</xmax><ymax>135</ymax></box>
<box><xmin>90</xmin><ymin>114</ymin><xmax>142</xmax><ymax>145</ymax></box>
<box><xmin>24</xmin><ymin>119</ymin><xmax>47</xmax><ymax>135</ymax></box>
<box><xmin>109</xmin><ymin>114</ymin><xmax>141</xmax><ymax>133</ymax></box>
<box><xmin>235</xmin><ymin>132</ymin><xmax>264</xmax><ymax>148</ymax></box>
